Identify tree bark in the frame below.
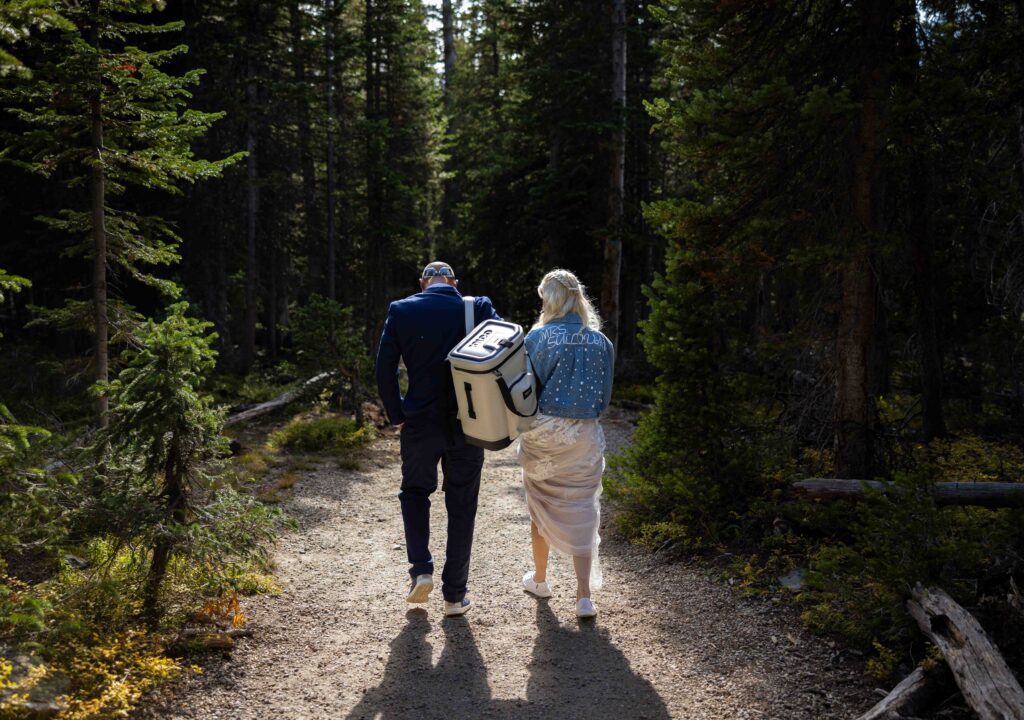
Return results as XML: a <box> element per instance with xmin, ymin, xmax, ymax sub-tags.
<box><xmin>266</xmin><ymin>243</ymin><xmax>279</xmax><ymax>361</ymax></box>
<box><xmin>442</xmin><ymin>0</ymin><xmax>456</xmax><ymax>108</ymax></box>
<box><xmin>88</xmin><ymin>0</ymin><xmax>108</xmax><ymax>427</ymax></box>
<box><xmin>440</xmin><ymin>0</ymin><xmax>458</xmax><ymax>233</ymax></box>
<box><xmin>835</xmin><ymin>0</ymin><xmax>893</xmax><ymax>479</ymax></box>
<box><xmin>240</xmin><ymin>26</ymin><xmax>260</xmax><ymax>374</ymax></box>
<box><xmin>325</xmin><ymin>0</ymin><xmax>337</xmax><ymax>302</ymax></box>
<box><xmin>908</xmin><ymin>585</ymin><xmax>1024</xmax><ymax>720</ymax></box>
<box><xmin>910</xmin><ymin>170</ymin><xmax>946</xmax><ymax>439</ymax></box>
<box><xmin>601</xmin><ymin>0</ymin><xmax>627</xmax><ymax>351</ymax></box>
<box><xmin>225</xmin><ymin>372</ymin><xmax>335</xmax><ymax>426</ymax></box>
<box><xmin>364</xmin><ymin>0</ymin><xmax>384</xmax><ymax>345</ymax></box>
<box><xmin>145</xmin><ymin>438</ymin><xmax>187</xmax><ymax>626</ymax></box>
<box><xmin>897</xmin><ymin>1</ymin><xmax>946</xmax><ymax>440</ymax></box>
<box><xmin>855</xmin><ymin>663</ymin><xmax>951</xmax><ymax>720</ymax></box>
<box><xmin>291</xmin><ymin>1</ymin><xmax>322</xmax><ymax>298</ymax></box>
<box><xmin>793</xmin><ymin>478</ymin><xmax>1024</xmax><ymax>508</ymax></box>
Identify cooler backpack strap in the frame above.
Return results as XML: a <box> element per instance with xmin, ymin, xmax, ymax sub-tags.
<box><xmin>463</xmin><ymin>295</ymin><xmax>476</xmax><ymax>335</ymax></box>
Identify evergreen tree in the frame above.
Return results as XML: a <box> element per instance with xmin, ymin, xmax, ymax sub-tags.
<box><xmin>0</xmin><ymin>0</ymin><xmax>240</xmax><ymax>423</ymax></box>
<box><xmin>89</xmin><ymin>302</ymin><xmax>278</xmax><ymax>622</ymax></box>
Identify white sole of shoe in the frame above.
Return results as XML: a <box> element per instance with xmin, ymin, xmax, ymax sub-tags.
<box><xmin>444</xmin><ymin>599</ymin><xmax>472</xmax><ymax>617</ymax></box>
<box><xmin>522</xmin><ymin>573</ymin><xmax>553</xmax><ymax>599</ymax></box>
<box><xmin>576</xmin><ymin>600</ymin><xmax>598</xmax><ymax>619</ymax></box>
<box><xmin>406</xmin><ymin>579</ymin><xmax>433</xmax><ymax>603</ymax></box>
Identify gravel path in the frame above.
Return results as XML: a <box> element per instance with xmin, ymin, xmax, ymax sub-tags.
<box><xmin>137</xmin><ymin>410</ymin><xmax>877</xmax><ymax>719</ymax></box>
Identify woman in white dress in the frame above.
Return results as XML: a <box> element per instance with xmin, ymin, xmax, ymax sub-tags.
<box><xmin>517</xmin><ymin>269</ymin><xmax>615</xmax><ymax>618</ymax></box>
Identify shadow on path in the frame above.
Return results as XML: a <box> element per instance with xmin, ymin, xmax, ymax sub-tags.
<box><xmin>346</xmin><ymin>604</ymin><xmax>669</xmax><ymax>720</ymax></box>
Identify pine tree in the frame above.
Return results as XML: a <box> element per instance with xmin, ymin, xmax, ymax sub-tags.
<box><xmin>0</xmin><ymin>0</ymin><xmax>71</xmax><ymax>77</ymax></box>
<box><xmin>0</xmin><ymin>0</ymin><xmax>241</xmax><ymax>423</ymax></box>
<box><xmin>610</xmin><ymin>0</ymin><xmax>912</xmax><ymax>539</ymax></box>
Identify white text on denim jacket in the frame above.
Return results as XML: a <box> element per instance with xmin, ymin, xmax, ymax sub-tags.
<box><xmin>545</xmin><ymin>327</ymin><xmax>604</xmax><ymax>347</ymax></box>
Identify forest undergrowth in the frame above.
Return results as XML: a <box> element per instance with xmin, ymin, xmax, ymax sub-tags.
<box><xmin>1</xmin><ymin>350</ymin><xmax>374</xmax><ymax>719</ymax></box>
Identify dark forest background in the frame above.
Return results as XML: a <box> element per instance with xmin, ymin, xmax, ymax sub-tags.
<box><xmin>3</xmin><ymin>1</ymin><xmax>1024</xmax><ymax>717</ymax></box>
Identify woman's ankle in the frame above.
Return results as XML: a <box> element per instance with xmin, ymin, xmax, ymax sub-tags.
<box><xmin>533</xmin><ymin>570</ymin><xmax>547</xmax><ymax>583</ymax></box>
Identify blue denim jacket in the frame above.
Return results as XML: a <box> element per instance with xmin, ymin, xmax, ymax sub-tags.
<box><xmin>525</xmin><ymin>313</ymin><xmax>614</xmax><ymax>419</ymax></box>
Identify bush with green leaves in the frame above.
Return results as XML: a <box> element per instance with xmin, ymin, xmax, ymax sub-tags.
<box><xmin>270</xmin><ymin>414</ymin><xmax>375</xmax><ymax>454</ymax></box>
<box><xmin>794</xmin><ymin>440</ymin><xmax>1024</xmax><ymax>663</ymax></box>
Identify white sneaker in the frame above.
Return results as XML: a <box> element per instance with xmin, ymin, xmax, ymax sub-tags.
<box><xmin>443</xmin><ymin>597</ymin><xmax>473</xmax><ymax>616</ymax></box>
<box><xmin>406</xmin><ymin>574</ymin><xmax>433</xmax><ymax>603</ymax></box>
<box><xmin>522</xmin><ymin>571</ymin><xmax>552</xmax><ymax>598</ymax></box>
<box><xmin>576</xmin><ymin>597</ymin><xmax>597</xmax><ymax>618</ymax></box>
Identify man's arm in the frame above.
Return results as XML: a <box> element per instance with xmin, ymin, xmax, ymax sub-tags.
<box><xmin>475</xmin><ymin>295</ymin><xmax>502</xmax><ymax>322</ymax></box>
<box><xmin>375</xmin><ymin>304</ymin><xmax>406</xmax><ymax>426</ymax></box>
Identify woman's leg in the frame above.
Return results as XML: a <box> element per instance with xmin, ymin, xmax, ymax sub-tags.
<box><xmin>573</xmin><ymin>553</ymin><xmax>592</xmax><ymax>599</ymax></box>
<box><xmin>531</xmin><ymin>521</ymin><xmax>550</xmax><ymax>582</ymax></box>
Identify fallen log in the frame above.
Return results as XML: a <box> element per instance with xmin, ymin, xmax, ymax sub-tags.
<box><xmin>793</xmin><ymin>478</ymin><xmax>1024</xmax><ymax>508</ymax></box>
<box><xmin>224</xmin><ymin>372</ymin><xmax>334</xmax><ymax>427</ymax></box>
<box><xmin>908</xmin><ymin>584</ymin><xmax>1024</xmax><ymax>720</ymax></box>
<box><xmin>855</xmin><ymin>663</ymin><xmax>952</xmax><ymax>720</ymax></box>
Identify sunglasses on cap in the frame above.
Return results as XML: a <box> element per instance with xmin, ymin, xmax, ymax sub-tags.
<box><xmin>422</xmin><ymin>266</ymin><xmax>455</xmax><ymax>278</ymax></box>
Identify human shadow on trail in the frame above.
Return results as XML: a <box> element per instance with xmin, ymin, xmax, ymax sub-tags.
<box><xmin>504</xmin><ymin>601</ymin><xmax>671</xmax><ymax>719</ymax></box>
<box><xmin>346</xmin><ymin>603</ymin><xmax>669</xmax><ymax>720</ymax></box>
<box><xmin>345</xmin><ymin>609</ymin><xmax>491</xmax><ymax>719</ymax></box>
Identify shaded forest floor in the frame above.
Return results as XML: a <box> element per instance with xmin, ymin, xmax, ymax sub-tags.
<box><xmin>134</xmin><ymin>409</ymin><xmax>878</xmax><ymax>719</ymax></box>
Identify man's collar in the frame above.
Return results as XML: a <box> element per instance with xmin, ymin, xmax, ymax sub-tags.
<box><xmin>422</xmin><ymin>283</ymin><xmax>461</xmax><ymax>295</ymax></box>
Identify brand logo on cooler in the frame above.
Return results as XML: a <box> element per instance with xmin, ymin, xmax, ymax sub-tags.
<box><xmin>466</xmin><ymin>329</ymin><xmax>494</xmax><ymax>348</ymax></box>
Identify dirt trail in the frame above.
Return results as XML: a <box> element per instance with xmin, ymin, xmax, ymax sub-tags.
<box><xmin>138</xmin><ymin>410</ymin><xmax>876</xmax><ymax>719</ymax></box>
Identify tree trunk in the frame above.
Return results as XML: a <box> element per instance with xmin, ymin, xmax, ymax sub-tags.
<box><xmin>602</xmin><ymin>0</ymin><xmax>627</xmax><ymax>352</ymax></box>
<box><xmin>215</xmin><ymin>236</ymin><xmax>234</xmax><ymax>368</ymax></box>
<box><xmin>793</xmin><ymin>478</ymin><xmax>1024</xmax><ymax>508</ymax></box>
<box><xmin>240</xmin><ymin>39</ymin><xmax>260</xmax><ymax>374</ymax></box>
<box><xmin>908</xmin><ymin>585</ymin><xmax>1024</xmax><ymax>720</ymax></box>
<box><xmin>442</xmin><ymin>0</ymin><xmax>456</xmax><ymax>108</ymax></box>
<box><xmin>440</xmin><ymin>0</ymin><xmax>458</xmax><ymax>234</ymax></box>
<box><xmin>225</xmin><ymin>372</ymin><xmax>335</xmax><ymax>426</ymax></box>
<box><xmin>835</xmin><ymin>0</ymin><xmax>892</xmax><ymax>479</ymax></box>
<box><xmin>325</xmin><ymin>0</ymin><xmax>337</xmax><ymax>302</ymax></box>
<box><xmin>266</xmin><ymin>244</ymin><xmax>278</xmax><ymax>361</ymax></box>
<box><xmin>897</xmin><ymin>1</ymin><xmax>946</xmax><ymax>440</ymax></box>
<box><xmin>910</xmin><ymin>173</ymin><xmax>946</xmax><ymax>439</ymax></box>
<box><xmin>855</xmin><ymin>663</ymin><xmax>951</xmax><ymax>720</ymax></box>
<box><xmin>88</xmin><ymin>0</ymin><xmax>108</xmax><ymax>427</ymax></box>
<box><xmin>144</xmin><ymin>439</ymin><xmax>187</xmax><ymax>626</ymax></box>
<box><xmin>364</xmin><ymin>0</ymin><xmax>384</xmax><ymax>346</ymax></box>
<box><xmin>291</xmin><ymin>1</ymin><xmax>321</xmax><ymax>298</ymax></box>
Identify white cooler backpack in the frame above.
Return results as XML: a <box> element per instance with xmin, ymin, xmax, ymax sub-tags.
<box><xmin>448</xmin><ymin>297</ymin><xmax>538</xmax><ymax>450</ymax></box>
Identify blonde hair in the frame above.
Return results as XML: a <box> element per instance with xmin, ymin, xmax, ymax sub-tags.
<box><xmin>532</xmin><ymin>269</ymin><xmax>602</xmax><ymax>331</ymax></box>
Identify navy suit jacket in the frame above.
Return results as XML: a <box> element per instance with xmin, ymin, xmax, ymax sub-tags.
<box><xmin>375</xmin><ymin>284</ymin><xmax>501</xmax><ymax>425</ymax></box>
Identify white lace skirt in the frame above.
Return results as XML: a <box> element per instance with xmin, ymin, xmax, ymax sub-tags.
<box><xmin>517</xmin><ymin>414</ymin><xmax>605</xmax><ymax>590</ymax></box>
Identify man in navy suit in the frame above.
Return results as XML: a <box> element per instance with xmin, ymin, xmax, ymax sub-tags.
<box><xmin>375</xmin><ymin>261</ymin><xmax>501</xmax><ymax>616</ymax></box>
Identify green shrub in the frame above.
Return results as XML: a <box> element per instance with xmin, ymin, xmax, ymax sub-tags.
<box><xmin>797</xmin><ymin>462</ymin><xmax>1024</xmax><ymax>658</ymax></box>
<box><xmin>270</xmin><ymin>414</ymin><xmax>375</xmax><ymax>453</ymax></box>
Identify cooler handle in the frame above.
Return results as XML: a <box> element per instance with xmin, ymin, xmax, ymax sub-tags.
<box><xmin>464</xmin><ymin>382</ymin><xmax>477</xmax><ymax>419</ymax></box>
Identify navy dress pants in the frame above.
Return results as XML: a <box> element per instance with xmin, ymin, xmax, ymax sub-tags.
<box><xmin>399</xmin><ymin>416</ymin><xmax>484</xmax><ymax>602</ymax></box>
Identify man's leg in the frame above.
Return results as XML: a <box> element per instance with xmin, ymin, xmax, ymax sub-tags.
<box><xmin>399</xmin><ymin>420</ymin><xmax>444</xmax><ymax>579</ymax></box>
<box><xmin>439</xmin><ymin>442</ymin><xmax>484</xmax><ymax>602</ymax></box>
